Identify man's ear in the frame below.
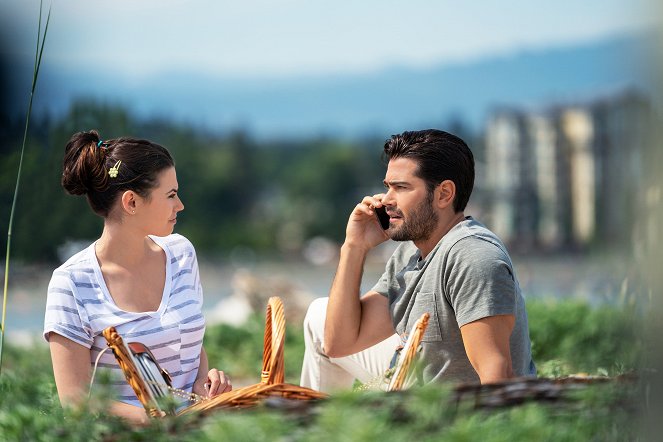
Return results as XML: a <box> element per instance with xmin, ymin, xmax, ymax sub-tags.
<box><xmin>434</xmin><ymin>180</ymin><xmax>456</xmax><ymax>209</ymax></box>
<box><xmin>120</xmin><ymin>190</ymin><xmax>138</xmax><ymax>215</ymax></box>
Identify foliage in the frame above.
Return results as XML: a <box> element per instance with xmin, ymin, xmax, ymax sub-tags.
<box><xmin>203</xmin><ymin>314</ymin><xmax>306</xmax><ymax>384</ymax></box>
<box><xmin>0</xmin><ymin>298</ymin><xmax>647</xmax><ymax>440</ymax></box>
<box><xmin>1</xmin><ymin>0</ymin><xmax>51</xmax><ymax>374</ymax></box>
<box><xmin>0</xmin><ymin>101</ymin><xmax>388</xmax><ymax>263</ymax></box>
<box><xmin>0</xmin><ymin>355</ymin><xmax>643</xmax><ymax>441</ymax></box>
<box><xmin>527</xmin><ymin>299</ymin><xmax>642</xmax><ymax>376</ymax></box>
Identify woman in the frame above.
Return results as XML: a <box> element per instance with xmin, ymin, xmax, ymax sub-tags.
<box><xmin>44</xmin><ymin>130</ymin><xmax>231</xmax><ymax>423</ymax></box>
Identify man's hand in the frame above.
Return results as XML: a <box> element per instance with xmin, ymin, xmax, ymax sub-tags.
<box><xmin>460</xmin><ymin>314</ymin><xmax>515</xmax><ymax>384</ymax></box>
<box><xmin>344</xmin><ymin>194</ymin><xmax>390</xmax><ymax>252</ymax></box>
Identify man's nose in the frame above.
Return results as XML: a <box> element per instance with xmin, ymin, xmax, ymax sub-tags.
<box><xmin>381</xmin><ymin>188</ymin><xmax>396</xmax><ymax>207</ymax></box>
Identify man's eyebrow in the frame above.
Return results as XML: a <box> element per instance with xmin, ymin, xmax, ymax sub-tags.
<box><xmin>383</xmin><ymin>180</ymin><xmax>410</xmax><ymax>186</ymax></box>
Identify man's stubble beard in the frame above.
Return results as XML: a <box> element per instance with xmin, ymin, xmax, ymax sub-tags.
<box><xmin>388</xmin><ymin>191</ymin><xmax>439</xmax><ymax>242</ymax></box>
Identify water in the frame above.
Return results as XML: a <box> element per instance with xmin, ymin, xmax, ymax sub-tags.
<box><xmin>2</xmin><ymin>252</ymin><xmax>637</xmax><ymax>345</ymax></box>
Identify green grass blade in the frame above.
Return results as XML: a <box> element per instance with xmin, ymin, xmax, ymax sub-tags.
<box><xmin>33</xmin><ymin>6</ymin><xmax>51</xmax><ymax>89</ymax></box>
<box><xmin>0</xmin><ymin>1</ymin><xmax>51</xmax><ymax>374</ymax></box>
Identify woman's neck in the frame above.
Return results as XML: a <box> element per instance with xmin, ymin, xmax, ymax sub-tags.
<box><xmin>95</xmin><ymin>222</ymin><xmax>158</xmax><ymax>268</ymax></box>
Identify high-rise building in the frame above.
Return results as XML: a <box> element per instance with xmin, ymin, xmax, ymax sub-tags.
<box><xmin>483</xmin><ymin>90</ymin><xmax>650</xmax><ymax>251</ymax></box>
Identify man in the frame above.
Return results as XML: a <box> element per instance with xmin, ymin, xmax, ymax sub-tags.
<box><xmin>300</xmin><ymin>129</ymin><xmax>536</xmax><ymax>393</ymax></box>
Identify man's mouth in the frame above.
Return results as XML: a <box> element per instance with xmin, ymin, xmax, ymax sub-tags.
<box><xmin>387</xmin><ymin>212</ymin><xmax>402</xmax><ymax>222</ymax></box>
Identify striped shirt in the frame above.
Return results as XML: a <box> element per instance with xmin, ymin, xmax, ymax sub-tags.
<box><xmin>43</xmin><ymin>234</ymin><xmax>206</xmax><ymax>408</ymax></box>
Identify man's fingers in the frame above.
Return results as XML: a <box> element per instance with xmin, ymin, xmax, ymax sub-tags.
<box><xmin>361</xmin><ymin>195</ymin><xmax>384</xmax><ymax>209</ymax></box>
<box><xmin>371</xmin><ymin>193</ymin><xmax>386</xmax><ymax>203</ymax></box>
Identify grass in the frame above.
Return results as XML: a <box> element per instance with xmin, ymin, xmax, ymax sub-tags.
<box><xmin>0</xmin><ymin>298</ymin><xmax>649</xmax><ymax>441</ymax></box>
<box><xmin>0</xmin><ymin>0</ymin><xmax>51</xmax><ymax>374</ymax></box>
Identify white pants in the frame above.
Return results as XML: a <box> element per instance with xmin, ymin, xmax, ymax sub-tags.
<box><xmin>299</xmin><ymin>297</ymin><xmax>401</xmax><ymax>393</ymax></box>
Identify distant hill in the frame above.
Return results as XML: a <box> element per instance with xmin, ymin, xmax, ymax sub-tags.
<box><xmin>1</xmin><ymin>32</ymin><xmax>655</xmax><ymax>139</ymax></box>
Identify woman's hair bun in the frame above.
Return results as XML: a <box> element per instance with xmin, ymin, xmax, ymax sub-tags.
<box><xmin>61</xmin><ymin>129</ymin><xmax>174</xmax><ymax>218</ymax></box>
<box><xmin>61</xmin><ymin>130</ymin><xmax>108</xmax><ymax>196</ymax></box>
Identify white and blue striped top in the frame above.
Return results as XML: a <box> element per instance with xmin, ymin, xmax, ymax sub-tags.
<box><xmin>43</xmin><ymin>234</ymin><xmax>206</xmax><ymax>407</ymax></box>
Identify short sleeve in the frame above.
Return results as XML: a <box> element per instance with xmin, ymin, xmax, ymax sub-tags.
<box><xmin>190</xmin><ymin>243</ymin><xmax>203</xmax><ymax>300</ymax></box>
<box><xmin>369</xmin><ymin>269</ymin><xmax>390</xmax><ymax>297</ymax></box>
<box><xmin>43</xmin><ymin>271</ymin><xmax>93</xmax><ymax>348</ymax></box>
<box><xmin>168</xmin><ymin>234</ymin><xmax>203</xmax><ymax>302</ymax></box>
<box><xmin>444</xmin><ymin>237</ymin><xmax>517</xmax><ymax>327</ymax></box>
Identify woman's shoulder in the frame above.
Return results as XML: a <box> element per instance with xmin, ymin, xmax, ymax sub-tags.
<box><xmin>150</xmin><ymin>233</ymin><xmax>196</xmax><ymax>255</ymax></box>
<box><xmin>49</xmin><ymin>242</ymin><xmax>97</xmax><ymax>288</ymax></box>
<box><xmin>52</xmin><ymin>242</ymin><xmax>95</xmax><ymax>274</ymax></box>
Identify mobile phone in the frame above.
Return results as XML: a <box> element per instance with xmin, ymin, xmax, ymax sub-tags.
<box><xmin>375</xmin><ymin>206</ymin><xmax>390</xmax><ymax>230</ymax></box>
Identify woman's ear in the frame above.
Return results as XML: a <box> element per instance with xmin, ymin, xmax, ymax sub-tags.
<box><xmin>435</xmin><ymin>180</ymin><xmax>456</xmax><ymax>209</ymax></box>
<box><xmin>120</xmin><ymin>190</ymin><xmax>138</xmax><ymax>215</ymax></box>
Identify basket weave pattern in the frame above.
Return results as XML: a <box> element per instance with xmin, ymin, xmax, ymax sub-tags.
<box><xmin>102</xmin><ymin>327</ymin><xmax>165</xmax><ymax>417</ymax></box>
<box><xmin>388</xmin><ymin>312</ymin><xmax>430</xmax><ymax>391</ymax></box>
<box><xmin>103</xmin><ymin>297</ymin><xmax>429</xmax><ymax>416</ymax></box>
<box><xmin>185</xmin><ymin>297</ymin><xmax>326</xmax><ymax>413</ymax></box>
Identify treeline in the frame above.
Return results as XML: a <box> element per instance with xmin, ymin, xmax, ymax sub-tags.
<box><xmin>0</xmin><ymin>100</ymin><xmax>429</xmax><ymax>262</ymax></box>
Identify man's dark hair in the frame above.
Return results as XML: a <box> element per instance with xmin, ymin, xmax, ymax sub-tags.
<box><xmin>383</xmin><ymin>129</ymin><xmax>474</xmax><ymax>212</ymax></box>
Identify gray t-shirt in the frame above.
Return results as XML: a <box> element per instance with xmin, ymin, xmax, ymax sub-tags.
<box><xmin>371</xmin><ymin>217</ymin><xmax>536</xmax><ymax>384</ymax></box>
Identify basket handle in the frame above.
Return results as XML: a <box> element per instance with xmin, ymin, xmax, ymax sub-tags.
<box><xmin>102</xmin><ymin>326</ymin><xmax>164</xmax><ymax>417</ymax></box>
<box><xmin>260</xmin><ymin>296</ymin><xmax>286</xmax><ymax>384</ymax></box>
<box><xmin>388</xmin><ymin>312</ymin><xmax>430</xmax><ymax>391</ymax></box>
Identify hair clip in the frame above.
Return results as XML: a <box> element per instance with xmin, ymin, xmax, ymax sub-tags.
<box><xmin>108</xmin><ymin>160</ymin><xmax>122</xmax><ymax>178</ymax></box>
<box><xmin>97</xmin><ymin>140</ymin><xmax>104</xmax><ymax>147</ymax></box>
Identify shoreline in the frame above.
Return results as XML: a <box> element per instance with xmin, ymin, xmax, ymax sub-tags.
<box><xmin>3</xmin><ymin>250</ymin><xmax>640</xmax><ymax>345</ymax></box>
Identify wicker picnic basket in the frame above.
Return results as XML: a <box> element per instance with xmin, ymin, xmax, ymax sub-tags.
<box><xmin>103</xmin><ymin>297</ymin><xmax>430</xmax><ymax>417</ymax></box>
<box><xmin>388</xmin><ymin>312</ymin><xmax>429</xmax><ymax>391</ymax></box>
<box><xmin>102</xmin><ymin>326</ymin><xmax>173</xmax><ymax>417</ymax></box>
<box><xmin>103</xmin><ymin>296</ymin><xmax>326</xmax><ymax>417</ymax></box>
<box><xmin>183</xmin><ymin>296</ymin><xmax>326</xmax><ymax>414</ymax></box>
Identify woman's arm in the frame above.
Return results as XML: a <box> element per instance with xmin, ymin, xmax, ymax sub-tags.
<box><xmin>49</xmin><ymin>333</ymin><xmax>149</xmax><ymax>425</ymax></box>
<box><xmin>192</xmin><ymin>347</ymin><xmax>232</xmax><ymax>397</ymax></box>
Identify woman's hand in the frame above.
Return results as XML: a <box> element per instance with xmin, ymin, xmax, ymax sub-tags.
<box><xmin>193</xmin><ymin>368</ymin><xmax>232</xmax><ymax>398</ymax></box>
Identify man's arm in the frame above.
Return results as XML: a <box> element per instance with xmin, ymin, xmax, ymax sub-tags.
<box><xmin>459</xmin><ymin>314</ymin><xmax>515</xmax><ymax>384</ymax></box>
<box><xmin>324</xmin><ymin>246</ymin><xmax>394</xmax><ymax>357</ymax></box>
<box><xmin>323</xmin><ymin>195</ymin><xmax>395</xmax><ymax>358</ymax></box>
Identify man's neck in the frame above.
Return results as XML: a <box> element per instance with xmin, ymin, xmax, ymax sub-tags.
<box><xmin>414</xmin><ymin>211</ymin><xmax>466</xmax><ymax>260</ymax></box>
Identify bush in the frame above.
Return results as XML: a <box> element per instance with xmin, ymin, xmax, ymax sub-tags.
<box><xmin>526</xmin><ymin>299</ymin><xmax>642</xmax><ymax>375</ymax></box>
<box><xmin>202</xmin><ymin>314</ymin><xmax>306</xmax><ymax>385</ymax></box>
<box><xmin>0</xmin><ymin>298</ymin><xmax>645</xmax><ymax>440</ymax></box>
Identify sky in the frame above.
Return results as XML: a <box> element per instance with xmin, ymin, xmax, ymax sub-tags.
<box><xmin>1</xmin><ymin>0</ymin><xmax>657</xmax><ymax>79</ymax></box>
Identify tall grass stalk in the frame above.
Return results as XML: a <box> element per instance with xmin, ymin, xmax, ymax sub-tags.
<box><xmin>0</xmin><ymin>1</ymin><xmax>51</xmax><ymax>374</ymax></box>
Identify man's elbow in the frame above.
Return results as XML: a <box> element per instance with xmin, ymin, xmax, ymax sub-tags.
<box><xmin>478</xmin><ymin>371</ymin><xmax>511</xmax><ymax>385</ymax></box>
<box><xmin>322</xmin><ymin>328</ymin><xmax>339</xmax><ymax>358</ymax></box>
<box><xmin>475</xmin><ymin>359</ymin><xmax>513</xmax><ymax>384</ymax></box>
<box><xmin>322</xmin><ymin>340</ymin><xmax>349</xmax><ymax>359</ymax></box>
<box><xmin>323</xmin><ymin>344</ymin><xmax>338</xmax><ymax>358</ymax></box>
<box><xmin>323</xmin><ymin>332</ymin><xmax>357</xmax><ymax>358</ymax></box>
